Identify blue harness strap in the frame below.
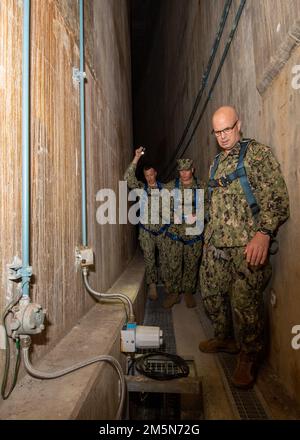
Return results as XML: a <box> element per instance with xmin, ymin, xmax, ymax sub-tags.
<box><xmin>139</xmin><ymin>181</ymin><xmax>167</xmax><ymax>236</ymax></box>
<box><xmin>166</xmin><ymin>230</ymin><xmax>203</xmax><ymax>245</ymax></box>
<box><xmin>208</xmin><ymin>139</ymin><xmax>260</xmax><ymax>217</ymax></box>
<box><xmin>174</xmin><ymin>177</ymin><xmax>200</xmax><ymax>220</ymax></box>
<box><xmin>168</xmin><ymin>177</ymin><xmax>203</xmax><ymax>245</ymax></box>
<box><xmin>139</xmin><ymin>223</ymin><xmax>169</xmax><ymax>236</ymax></box>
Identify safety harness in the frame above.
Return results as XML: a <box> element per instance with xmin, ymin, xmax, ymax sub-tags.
<box><xmin>165</xmin><ymin>178</ymin><xmax>204</xmax><ymax>245</ymax></box>
<box><xmin>208</xmin><ymin>139</ymin><xmax>260</xmax><ymax>218</ymax></box>
<box><xmin>139</xmin><ymin>181</ymin><xmax>168</xmax><ymax>236</ymax></box>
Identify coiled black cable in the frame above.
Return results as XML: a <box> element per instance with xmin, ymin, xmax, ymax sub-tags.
<box><xmin>135</xmin><ymin>352</ymin><xmax>189</xmax><ymax>381</ymax></box>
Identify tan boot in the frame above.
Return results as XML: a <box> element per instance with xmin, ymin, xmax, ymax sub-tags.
<box><xmin>162</xmin><ymin>293</ymin><xmax>180</xmax><ymax>309</ymax></box>
<box><xmin>231</xmin><ymin>351</ymin><xmax>257</xmax><ymax>389</ymax></box>
<box><xmin>184</xmin><ymin>292</ymin><xmax>196</xmax><ymax>308</ymax></box>
<box><xmin>198</xmin><ymin>338</ymin><xmax>240</xmax><ymax>354</ymax></box>
<box><xmin>148</xmin><ymin>283</ymin><xmax>158</xmax><ymax>301</ymax></box>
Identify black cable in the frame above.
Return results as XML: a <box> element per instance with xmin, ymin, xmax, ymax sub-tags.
<box><xmin>161</xmin><ymin>0</ymin><xmax>233</xmax><ymax>178</ymax></box>
<box><xmin>165</xmin><ymin>0</ymin><xmax>247</xmax><ymax>180</ymax></box>
<box><xmin>135</xmin><ymin>352</ymin><xmax>189</xmax><ymax>381</ymax></box>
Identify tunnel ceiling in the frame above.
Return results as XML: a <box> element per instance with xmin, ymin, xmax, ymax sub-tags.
<box><xmin>131</xmin><ymin>0</ymin><xmax>161</xmax><ymax>95</ymax></box>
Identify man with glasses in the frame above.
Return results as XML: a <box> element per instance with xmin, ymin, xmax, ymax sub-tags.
<box><xmin>199</xmin><ymin>106</ymin><xmax>289</xmax><ymax>388</ymax></box>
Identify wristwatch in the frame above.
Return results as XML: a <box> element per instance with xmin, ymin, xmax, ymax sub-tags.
<box><xmin>258</xmin><ymin>228</ymin><xmax>273</xmax><ymax>238</ymax></box>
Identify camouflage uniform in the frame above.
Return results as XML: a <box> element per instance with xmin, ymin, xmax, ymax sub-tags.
<box><xmin>124</xmin><ymin>162</ymin><xmax>166</xmax><ymax>285</ymax></box>
<box><xmin>200</xmin><ymin>139</ymin><xmax>289</xmax><ymax>354</ymax></box>
<box><xmin>163</xmin><ymin>159</ymin><xmax>205</xmax><ymax>295</ymax></box>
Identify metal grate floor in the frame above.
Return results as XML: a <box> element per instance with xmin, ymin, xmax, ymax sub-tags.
<box><xmin>129</xmin><ymin>287</ymin><xmax>181</xmax><ymax>420</ymax></box>
<box><xmin>196</xmin><ymin>297</ymin><xmax>271</xmax><ymax>420</ymax></box>
<box><xmin>140</xmin><ymin>285</ymin><xmax>177</xmax><ymax>354</ymax></box>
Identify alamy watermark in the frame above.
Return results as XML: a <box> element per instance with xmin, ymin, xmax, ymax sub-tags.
<box><xmin>96</xmin><ymin>181</ymin><xmax>204</xmax><ymax>236</ymax></box>
<box><xmin>291</xmin><ymin>65</ymin><xmax>300</xmax><ymax>90</ymax></box>
<box><xmin>291</xmin><ymin>325</ymin><xmax>300</xmax><ymax>350</ymax></box>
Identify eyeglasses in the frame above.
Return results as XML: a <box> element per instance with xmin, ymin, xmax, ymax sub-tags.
<box><xmin>212</xmin><ymin>120</ymin><xmax>238</xmax><ymax>137</ymax></box>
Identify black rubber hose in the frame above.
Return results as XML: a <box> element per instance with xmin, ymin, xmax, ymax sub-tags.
<box><xmin>165</xmin><ymin>0</ymin><xmax>247</xmax><ymax>180</ymax></box>
<box><xmin>161</xmin><ymin>0</ymin><xmax>233</xmax><ymax>178</ymax></box>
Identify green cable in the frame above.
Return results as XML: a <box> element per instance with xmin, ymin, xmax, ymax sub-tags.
<box><xmin>1</xmin><ymin>295</ymin><xmax>22</xmax><ymax>400</ymax></box>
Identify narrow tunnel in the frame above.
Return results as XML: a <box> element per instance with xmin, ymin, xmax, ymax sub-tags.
<box><xmin>0</xmin><ymin>0</ymin><xmax>300</xmax><ymax>423</ymax></box>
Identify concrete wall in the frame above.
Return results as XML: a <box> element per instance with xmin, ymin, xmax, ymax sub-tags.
<box><xmin>0</xmin><ymin>253</ymin><xmax>146</xmax><ymax>420</ymax></box>
<box><xmin>134</xmin><ymin>0</ymin><xmax>300</xmax><ymax>405</ymax></box>
<box><xmin>0</xmin><ymin>0</ymin><xmax>135</xmax><ymax>395</ymax></box>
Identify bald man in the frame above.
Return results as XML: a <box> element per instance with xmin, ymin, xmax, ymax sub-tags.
<box><xmin>199</xmin><ymin>106</ymin><xmax>289</xmax><ymax>388</ymax></box>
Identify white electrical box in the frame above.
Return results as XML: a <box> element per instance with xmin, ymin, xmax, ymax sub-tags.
<box><xmin>120</xmin><ymin>324</ymin><xmax>163</xmax><ymax>353</ymax></box>
<box><xmin>121</xmin><ymin>327</ymin><xmax>136</xmax><ymax>353</ymax></box>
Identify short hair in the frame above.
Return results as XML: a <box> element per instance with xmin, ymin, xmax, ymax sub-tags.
<box><xmin>143</xmin><ymin>165</ymin><xmax>156</xmax><ymax>172</ymax></box>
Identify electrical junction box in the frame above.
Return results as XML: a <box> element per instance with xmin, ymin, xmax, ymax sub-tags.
<box><xmin>121</xmin><ymin>324</ymin><xmax>136</xmax><ymax>353</ymax></box>
<box><xmin>75</xmin><ymin>247</ymin><xmax>94</xmax><ymax>267</ymax></box>
<box><xmin>7</xmin><ymin>299</ymin><xmax>46</xmax><ymax>338</ymax></box>
<box><xmin>121</xmin><ymin>323</ymin><xmax>163</xmax><ymax>353</ymax></box>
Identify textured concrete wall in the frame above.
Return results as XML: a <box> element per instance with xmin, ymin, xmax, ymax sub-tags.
<box><xmin>0</xmin><ymin>0</ymin><xmax>134</xmax><ymax>394</ymax></box>
<box><xmin>0</xmin><ymin>254</ymin><xmax>146</xmax><ymax>420</ymax></box>
<box><xmin>134</xmin><ymin>0</ymin><xmax>300</xmax><ymax>405</ymax></box>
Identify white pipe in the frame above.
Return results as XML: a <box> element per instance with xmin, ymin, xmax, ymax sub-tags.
<box><xmin>21</xmin><ymin>336</ymin><xmax>126</xmax><ymax>420</ymax></box>
<box><xmin>82</xmin><ymin>267</ymin><xmax>135</xmax><ymax>322</ymax></box>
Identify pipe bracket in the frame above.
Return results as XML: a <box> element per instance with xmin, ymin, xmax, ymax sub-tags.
<box><xmin>8</xmin><ymin>261</ymin><xmax>32</xmax><ymax>281</ymax></box>
<box><xmin>73</xmin><ymin>67</ymin><xmax>87</xmax><ymax>84</ymax></box>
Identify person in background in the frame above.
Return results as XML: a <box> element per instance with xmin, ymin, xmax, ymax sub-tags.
<box><xmin>162</xmin><ymin>159</ymin><xmax>205</xmax><ymax>309</ymax></box>
<box><xmin>124</xmin><ymin>147</ymin><xmax>167</xmax><ymax>301</ymax></box>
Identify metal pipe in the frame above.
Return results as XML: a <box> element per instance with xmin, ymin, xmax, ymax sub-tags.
<box><xmin>82</xmin><ymin>268</ymin><xmax>136</xmax><ymax>323</ymax></box>
<box><xmin>79</xmin><ymin>0</ymin><xmax>87</xmax><ymax>246</ymax></box>
<box><xmin>21</xmin><ymin>336</ymin><xmax>126</xmax><ymax>420</ymax></box>
<box><xmin>22</xmin><ymin>0</ymin><xmax>31</xmax><ymax>297</ymax></box>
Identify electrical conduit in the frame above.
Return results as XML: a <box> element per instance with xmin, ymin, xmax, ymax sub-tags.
<box><xmin>82</xmin><ymin>267</ymin><xmax>135</xmax><ymax>322</ymax></box>
<box><xmin>76</xmin><ymin>0</ymin><xmax>129</xmax><ymax>417</ymax></box>
<box><xmin>78</xmin><ymin>0</ymin><xmax>135</xmax><ymax>322</ymax></box>
<box><xmin>21</xmin><ymin>336</ymin><xmax>125</xmax><ymax>420</ymax></box>
<box><xmin>21</xmin><ymin>0</ymin><xmax>31</xmax><ymax>297</ymax></box>
<box><xmin>79</xmin><ymin>0</ymin><xmax>87</xmax><ymax>247</ymax></box>
<box><xmin>9</xmin><ymin>0</ymin><xmax>127</xmax><ymax>419</ymax></box>
<box><xmin>164</xmin><ymin>0</ymin><xmax>247</xmax><ymax>179</ymax></box>
<box><xmin>178</xmin><ymin>0</ymin><xmax>247</xmax><ymax>160</ymax></box>
<box><xmin>162</xmin><ymin>0</ymin><xmax>233</xmax><ymax>179</ymax></box>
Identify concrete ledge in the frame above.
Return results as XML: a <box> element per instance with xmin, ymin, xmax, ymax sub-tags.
<box><xmin>0</xmin><ymin>252</ymin><xmax>145</xmax><ymax>420</ymax></box>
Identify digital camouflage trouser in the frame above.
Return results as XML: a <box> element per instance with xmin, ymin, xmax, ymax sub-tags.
<box><xmin>200</xmin><ymin>244</ymin><xmax>272</xmax><ymax>354</ymax></box>
<box><xmin>138</xmin><ymin>228</ymin><xmax>166</xmax><ymax>285</ymax></box>
<box><xmin>163</xmin><ymin>236</ymin><xmax>203</xmax><ymax>295</ymax></box>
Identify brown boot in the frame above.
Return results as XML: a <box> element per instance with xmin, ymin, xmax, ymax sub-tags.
<box><xmin>231</xmin><ymin>351</ymin><xmax>257</xmax><ymax>389</ymax></box>
<box><xmin>163</xmin><ymin>293</ymin><xmax>180</xmax><ymax>309</ymax></box>
<box><xmin>198</xmin><ymin>338</ymin><xmax>240</xmax><ymax>354</ymax></box>
<box><xmin>184</xmin><ymin>292</ymin><xmax>196</xmax><ymax>308</ymax></box>
<box><xmin>148</xmin><ymin>283</ymin><xmax>158</xmax><ymax>301</ymax></box>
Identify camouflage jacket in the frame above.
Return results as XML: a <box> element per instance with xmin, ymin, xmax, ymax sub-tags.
<box><xmin>124</xmin><ymin>162</ymin><xmax>164</xmax><ymax>232</ymax></box>
<box><xmin>205</xmin><ymin>140</ymin><xmax>290</xmax><ymax>247</ymax></box>
<box><xmin>163</xmin><ymin>177</ymin><xmax>206</xmax><ymax>241</ymax></box>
